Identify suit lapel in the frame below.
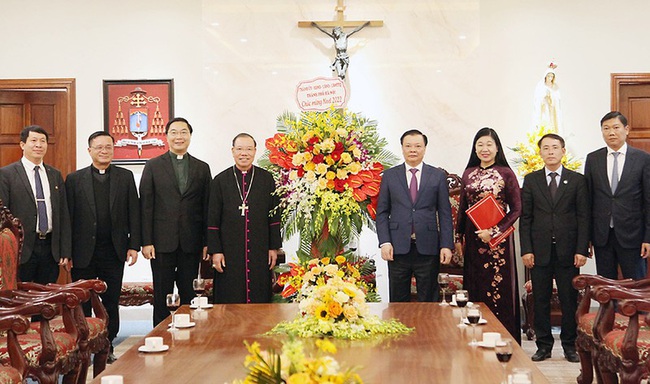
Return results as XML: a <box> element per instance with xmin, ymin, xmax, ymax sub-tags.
<box><xmin>184</xmin><ymin>154</ymin><xmax>195</xmax><ymax>196</ymax></box>
<box><xmin>396</xmin><ymin>164</ymin><xmax>410</xmax><ymax>199</ymax></box>
<box><xmin>417</xmin><ymin>165</ymin><xmax>432</xmax><ymax>205</ymax></box>
<box><xmin>616</xmin><ymin>148</ymin><xmax>637</xmax><ymax>194</ymax></box>
<box><xmin>596</xmin><ymin>149</ymin><xmax>611</xmax><ymax>196</ymax></box>
<box><xmin>554</xmin><ymin>167</ymin><xmax>569</xmax><ymax>203</ymax></box>
<box><xmin>15</xmin><ymin>164</ymin><xmax>35</xmax><ymax>205</ymax></box>
<box><xmin>534</xmin><ymin>170</ymin><xmax>554</xmax><ymax>206</ymax></box>
<box><xmin>162</xmin><ymin>153</ymin><xmax>181</xmax><ymax>195</ymax></box>
<box><xmin>109</xmin><ymin>165</ymin><xmax>119</xmax><ymax>211</ymax></box>
<box><xmin>44</xmin><ymin>165</ymin><xmax>59</xmax><ymax>217</ymax></box>
<box><xmin>82</xmin><ymin>167</ymin><xmax>97</xmax><ymax>219</ymax></box>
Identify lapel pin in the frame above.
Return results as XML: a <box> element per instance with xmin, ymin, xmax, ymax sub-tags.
<box><xmin>563</xmin><ymin>180</ymin><xmax>568</xmax><ymax>184</ymax></box>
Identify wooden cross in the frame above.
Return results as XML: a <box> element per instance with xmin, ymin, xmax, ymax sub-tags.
<box><xmin>238</xmin><ymin>202</ymin><xmax>249</xmax><ymax>216</ymax></box>
<box><xmin>298</xmin><ymin>0</ymin><xmax>383</xmax><ymax>28</ymax></box>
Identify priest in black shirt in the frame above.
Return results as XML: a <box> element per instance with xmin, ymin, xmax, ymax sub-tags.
<box><xmin>66</xmin><ymin>131</ymin><xmax>141</xmax><ymax>363</ymax></box>
<box><xmin>207</xmin><ymin>133</ymin><xmax>282</xmax><ymax>303</ymax></box>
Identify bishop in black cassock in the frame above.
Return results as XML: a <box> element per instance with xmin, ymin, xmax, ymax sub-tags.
<box><xmin>207</xmin><ymin>134</ymin><xmax>282</xmax><ymax>303</ymax></box>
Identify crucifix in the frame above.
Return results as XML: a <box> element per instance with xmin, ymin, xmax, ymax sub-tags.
<box><xmin>299</xmin><ymin>0</ymin><xmax>383</xmax><ymax>79</ymax></box>
<box><xmin>238</xmin><ymin>202</ymin><xmax>249</xmax><ymax>216</ymax></box>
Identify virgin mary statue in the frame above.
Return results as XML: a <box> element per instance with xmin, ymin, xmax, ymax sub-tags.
<box><xmin>533</xmin><ymin>63</ymin><xmax>562</xmax><ymax>133</ymax></box>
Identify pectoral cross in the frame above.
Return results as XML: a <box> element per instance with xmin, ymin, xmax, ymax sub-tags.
<box><xmin>238</xmin><ymin>202</ymin><xmax>249</xmax><ymax>216</ymax></box>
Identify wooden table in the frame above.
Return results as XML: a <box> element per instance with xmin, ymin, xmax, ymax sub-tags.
<box><xmin>93</xmin><ymin>303</ymin><xmax>549</xmax><ymax>383</ymax></box>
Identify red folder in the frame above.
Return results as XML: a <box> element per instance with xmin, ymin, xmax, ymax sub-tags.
<box><xmin>465</xmin><ymin>193</ymin><xmax>514</xmax><ymax>249</ymax></box>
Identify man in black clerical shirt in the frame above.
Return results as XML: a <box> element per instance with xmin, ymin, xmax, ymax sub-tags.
<box><xmin>66</xmin><ymin>131</ymin><xmax>141</xmax><ymax>363</ymax></box>
<box><xmin>207</xmin><ymin>133</ymin><xmax>282</xmax><ymax>303</ymax></box>
<box><xmin>140</xmin><ymin>118</ymin><xmax>212</xmax><ymax>326</ymax></box>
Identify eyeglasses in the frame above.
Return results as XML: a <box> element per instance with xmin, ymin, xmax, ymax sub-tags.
<box><xmin>233</xmin><ymin>146</ymin><xmax>255</xmax><ymax>153</ymax></box>
<box><xmin>167</xmin><ymin>130</ymin><xmax>191</xmax><ymax>137</ymax></box>
<box><xmin>91</xmin><ymin>145</ymin><xmax>114</xmax><ymax>152</ymax></box>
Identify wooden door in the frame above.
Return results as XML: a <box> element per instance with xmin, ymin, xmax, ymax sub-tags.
<box><xmin>611</xmin><ymin>73</ymin><xmax>650</xmax><ymax>153</ymax></box>
<box><xmin>0</xmin><ymin>79</ymin><xmax>76</xmax><ymax>177</ymax></box>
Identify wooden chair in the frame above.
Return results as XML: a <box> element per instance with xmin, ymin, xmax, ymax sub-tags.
<box><xmin>572</xmin><ymin>275</ymin><xmax>650</xmax><ymax>384</ymax></box>
<box><xmin>0</xmin><ymin>199</ymin><xmax>109</xmax><ymax>383</ymax></box>
<box><xmin>0</xmin><ymin>292</ymin><xmax>82</xmax><ymax>384</ymax></box>
<box><xmin>0</xmin><ymin>311</ymin><xmax>38</xmax><ymax>384</ymax></box>
<box><xmin>590</xmin><ymin>285</ymin><xmax>650</xmax><ymax>384</ymax></box>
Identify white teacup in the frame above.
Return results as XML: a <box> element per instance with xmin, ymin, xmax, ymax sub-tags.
<box><xmin>101</xmin><ymin>375</ymin><xmax>124</xmax><ymax>384</ymax></box>
<box><xmin>482</xmin><ymin>332</ymin><xmax>501</xmax><ymax>347</ymax></box>
<box><xmin>191</xmin><ymin>296</ymin><xmax>208</xmax><ymax>307</ymax></box>
<box><xmin>144</xmin><ymin>336</ymin><xmax>163</xmax><ymax>350</ymax></box>
<box><xmin>174</xmin><ymin>313</ymin><xmax>191</xmax><ymax>326</ymax></box>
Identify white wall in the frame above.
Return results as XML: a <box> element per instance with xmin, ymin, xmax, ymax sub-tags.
<box><xmin>3</xmin><ymin>0</ymin><xmax>649</xmax><ymax>300</ymax></box>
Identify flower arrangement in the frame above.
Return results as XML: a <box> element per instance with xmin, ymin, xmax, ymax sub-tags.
<box><xmin>259</xmin><ymin>107</ymin><xmax>398</xmax><ymax>259</ymax></box>
<box><xmin>233</xmin><ymin>338</ymin><xmax>363</xmax><ymax>384</ymax></box>
<box><xmin>275</xmin><ymin>254</ymin><xmax>379</xmax><ymax>303</ymax></box>
<box><xmin>510</xmin><ymin>125</ymin><xmax>582</xmax><ymax>176</ymax></box>
<box><xmin>268</xmin><ymin>265</ymin><xmax>412</xmax><ymax>340</ymax></box>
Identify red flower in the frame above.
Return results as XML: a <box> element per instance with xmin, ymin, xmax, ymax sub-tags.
<box><xmin>312</xmin><ymin>154</ymin><xmax>325</xmax><ymax>164</ymax></box>
<box><xmin>307</xmin><ymin>136</ymin><xmax>320</xmax><ymax>145</ymax></box>
<box><xmin>334</xmin><ymin>178</ymin><xmax>348</xmax><ymax>192</ymax></box>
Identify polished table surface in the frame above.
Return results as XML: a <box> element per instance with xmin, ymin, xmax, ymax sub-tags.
<box><xmin>93</xmin><ymin>303</ymin><xmax>550</xmax><ymax>383</ymax></box>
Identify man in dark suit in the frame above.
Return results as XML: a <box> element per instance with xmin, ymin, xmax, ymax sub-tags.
<box><xmin>376</xmin><ymin>129</ymin><xmax>453</xmax><ymax>302</ymax></box>
<box><xmin>66</xmin><ymin>131</ymin><xmax>141</xmax><ymax>362</ymax></box>
<box><xmin>520</xmin><ymin>133</ymin><xmax>590</xmax><ymax>363</ymax></box>
<box><xmin>584</xmin><ymin>111</ymin><xmax>650</xmax><ymax>280</ymax></box>
<box><xmin>140</xmin><ymin>117</ymin><xmax>211</xmax><ymax>326</ymax></box>
<box><xmin>0</xmin><ymin>125</ymin><xmax>71</xmax><ymax>284</ymax></box>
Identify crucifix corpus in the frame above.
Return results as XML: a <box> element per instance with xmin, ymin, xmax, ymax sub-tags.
<box><xmin>299</xmin><ymin>0</ymin><xmax>383</xmax><ymax>79</ymax></box>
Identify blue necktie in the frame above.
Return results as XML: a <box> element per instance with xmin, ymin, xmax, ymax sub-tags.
<box><xmin>34</xmin><ymin>166</ymin><xmax>48</xmax><ymax>234</ymax></box>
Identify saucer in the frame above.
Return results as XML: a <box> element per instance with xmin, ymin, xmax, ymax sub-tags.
<box><xmin>476</xmin><ymin>341</ymin><xmax>496</xmax><ymax>349</ymax></box>
<box><xmin>450</xmin><ymin>301</ymin><xmax>473</xmax><ymax>307</ymax></box>
<box><xmin>463</xmin><ymin>318</ymin><xmax>487</xmax><ymax>325</ymax></box>
<box><xmin>190</xmin><ymin>304</ymin><xmax>213</xmax><ymax>309</ymax></box>
<box><xmin>138</xmin><ymin>345</ymin><xmax>169</xmax><ymax>353</ymax></box>
<box><xmin>169</xmin><ymin>322</ymin><xmax>196</xmax><ymax>328</ymax></box>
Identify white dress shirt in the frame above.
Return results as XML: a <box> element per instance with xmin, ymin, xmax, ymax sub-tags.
<box><xmin>21</xmin><ymin>157</ymin><xmax>52</xmax><ymax>233</ymax></box>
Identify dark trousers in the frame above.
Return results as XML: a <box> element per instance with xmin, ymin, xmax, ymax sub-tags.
<box><xmin>388</xmin><ymin>241</ymin><xmax>439</xmax><ymax>302</ymax></box>
<box><xmin>72</xmin><ymin>246</ymin><xmax>124</xmax><ymax>343</ymax></box>
<box><xmin>19</xmin><ymin>236</ymin><xmax>59</xmax><ymax>284</ymax></box>
<box><xmin>531</xmin><ymin>243</ymin><xmax>578</xmax><ymax>352</ymax></box>
<box><xmin>595</xmin><ymin>228</ymin><xmax>647</xmax><ymax>280</ymax></box>
<box><xmin>150</xmin><ymin>247</ymin><xmax>201</xmax><ymax>326</ymax></box>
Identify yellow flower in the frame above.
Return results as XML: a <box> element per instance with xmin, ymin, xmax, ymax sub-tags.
<box><xmin>335</xmin><ymin>255</ymin><xmax>346</xmax><ymax>264</ymax></box>
<box><xmin>315</xmin><ymin>304</ymin><xmax>330</xmax><ymax>320</ymax></box>
<box><xmin>318</xmin><ymin>178</ymin><xmax>329</xmax><ymax>190</ymax></box>
<box><xmin>352</xmin><ymin>146</ymin><xmax>361</xmax><ymax>158</ymax></box>
<box><xmin>346</xmin><ymin>162</ymin><xmax>362</xmax><ymax>174</ymax></box>
<box><xmin>316</xmin><ymin>163</ymin><xmax>329</xmax><ymax>175</ymax></box>
<box><xmin>321</xmin><ymin>138</ymin><xmax>335</xmax><ymax>153</ymax></box>
<box><xmin>305</xmin><ymin>171</ymin><xmax>316</xmax><ymax>182</ymax></box>
<box><xmin>316</xmin><ymin>339</ymin><xmax>337</xmax><ymax>354</ymax></box>
<box><xmin>303</xmin><ymin>152</ymin><xmax>313</xmax><ymax>162</ymax></box>
<box><xmin>340</xmin><ymin>152</ymin><xmax>352</xmax><ymax>164</ymax></box>
<box><xmin>336</xmin><ymin>169</ymin><xmax>348</xmax><ymax>180</ymax></box>
<box><xmin>328</xmin><ymin>301</ymin><xmax>343</xmax><ymax>317</ymax></box>
<box><xmin>325</xmin><ymin>171</ymin><xmax>336</xmax><ymax>180</ymax></box>
<box><xmin>287</xmin><ymin>373</ymin><xmax>311</xmax><ymax>384</ymax></box>
<box><xmin>289</xmin><ymin>170</ymin><xmax>299</xmax><ymax>181</ymax></box>
<box><xmin>325</xmin><ymin>156</ymin><xmax>335</xmax><ymax>165</ymax></box>
<box><xmin>321</xmin><ymin>257</ymin><xmax>331</xmax><ymax>265</ymax></box>
<box><xmin>292</xmin><ymin>153</ymin><xmax>305</xmax><ymax>166</ymax></box>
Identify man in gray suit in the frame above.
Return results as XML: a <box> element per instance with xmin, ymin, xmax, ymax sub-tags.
<box><xmin>376</xmin><ymin>129</ymin><xmax>453</xmax><ymax>302</ymax></box>
<box><xmin>66</xmin><ymin>131</ymin><xmax>141</xmax><ymax>363</ymax></box>
<box><xmin>520</xmin><ymin>133</ymin><xmax>589</xmax><ymax>363</ymax></box>
<box><xmin>140</xmin><ymin>117</ymin><xmax>211</xmax><ymax>326</ymax></box>
<box><xmin>0</xmin><ymin>125</ymin><xmax>71</xmax><ymax>284</ymax></box>
<box><xmin>584</xmin><ymin>111</ymin><xmax>650</xmax><ymax>280</ymax></box>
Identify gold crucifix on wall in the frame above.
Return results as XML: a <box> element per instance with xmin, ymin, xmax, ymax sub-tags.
<box><xmin>299</xmin><ymin>0</ymin><xmax>383</xmax><ymax>79</ymax></box>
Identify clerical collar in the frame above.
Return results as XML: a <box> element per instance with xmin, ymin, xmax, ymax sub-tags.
<box><xmin>91</xmin><ymin>165</ymin><xmax>111</xmax><ymax>175</ymax></box>
<box><xmin>169</xmin><ymin>151</ymin><xmax>187</xmax><ymax>160</ymax></box>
